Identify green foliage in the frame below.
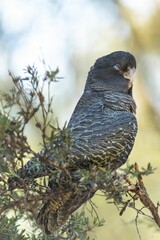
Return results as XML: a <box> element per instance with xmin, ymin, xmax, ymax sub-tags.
<box><xmin>123</xmin><ymin>162</ymin><xmax>156</xmax><ymax>177</ymax></box>
<box><xmin>0</xmin><ymin>215</ymin><xmax>29</xmax><ymax>240</ymax></box>
<box><xmin>0</xmin><ymin>66</ymin><xmax>106</xmax><ymax>239</ymax></box>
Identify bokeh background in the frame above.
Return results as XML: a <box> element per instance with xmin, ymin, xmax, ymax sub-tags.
<box><xmin>0</xmin><ymin>0</ymin><xmax>160</xmax><ymax>239</ymax></box>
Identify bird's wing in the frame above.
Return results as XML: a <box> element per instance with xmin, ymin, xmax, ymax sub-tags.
<box><xmin>68</xmin><ymin>92</ymin><xmax>137</xmax><ymax>169</ymax></box>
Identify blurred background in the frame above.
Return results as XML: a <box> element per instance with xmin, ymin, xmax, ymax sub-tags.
<box><xmin>0</xmin><ymin>0</ymin><xmax>160</xmax><ymax>239</ymax></box>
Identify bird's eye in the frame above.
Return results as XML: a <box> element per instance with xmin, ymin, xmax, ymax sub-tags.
<box><xmin>113</xmin><ymin>64</ymin><xmax>121</xmax><ymax>71</ymax></box>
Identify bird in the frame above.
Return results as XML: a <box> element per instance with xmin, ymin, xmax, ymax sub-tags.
<box><xmin>8</xmin><ymin>51</ymin><xmax>138</xmax><ymax>234</ymax></box>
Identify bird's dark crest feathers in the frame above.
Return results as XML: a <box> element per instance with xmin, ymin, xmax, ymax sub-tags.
<box><xmin>94</xmin><ymin>51</ymin><xmax>136</xmax><ymax>69</ymax></box>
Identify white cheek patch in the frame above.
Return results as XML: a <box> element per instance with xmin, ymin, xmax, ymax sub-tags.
<box><xmin>123</xmin><ymin>67</ymin><xmax>136</xmax><ymax>87</ymax></box>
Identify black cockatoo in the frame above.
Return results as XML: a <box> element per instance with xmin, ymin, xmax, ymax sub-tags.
<box><xmin>9</xmin><ymin>51</ymin><xmax>137</xmax><ymax>234</ymax></box>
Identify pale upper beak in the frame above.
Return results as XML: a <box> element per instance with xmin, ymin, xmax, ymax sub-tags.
<box><xmin>123</xmin><ymin>67</ymin><xmax>136</xmax><ymax>88</ymax></box>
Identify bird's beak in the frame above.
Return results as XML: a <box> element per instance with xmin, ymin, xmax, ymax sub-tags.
<box><xmin>123</xmin><ymin>67</ymin><xmax>136</xmax><ymax>88</ymax></box>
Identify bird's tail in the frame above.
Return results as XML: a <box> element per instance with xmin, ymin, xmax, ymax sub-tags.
<box><xmin>37</xmin><ymin>183</ymin><xmax>98</xmax><ymax>234</ymax></box>
<box><xmin>37</xmin><ymin>190</ymin><xmax>74</xmax><ymax>234</ymax></box>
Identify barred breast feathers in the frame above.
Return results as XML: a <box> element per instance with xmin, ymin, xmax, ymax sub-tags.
<box><xmin>104</xmin><ymin>91</ymin><xmax>136</xmax><ymax>114</ymax></box>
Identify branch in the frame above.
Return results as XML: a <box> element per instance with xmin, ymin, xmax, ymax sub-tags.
<box><xmin>124</xmin><ymin>163</ymin><xmax>160</xmax><ymax>228</ymax></box>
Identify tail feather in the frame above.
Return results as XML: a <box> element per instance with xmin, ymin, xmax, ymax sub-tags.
<box><xmin>37</xmin><ymin>190</ymin><xmax>74</xmax><ymax>234</ymax></box>
<box><xmin>37</xmin><ymin>183</ymin><xmax>98</xmax><ymax>234</ymax></box>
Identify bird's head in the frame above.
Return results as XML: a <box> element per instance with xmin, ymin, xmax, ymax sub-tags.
<box><xmin>85</xmin><ymin>51</ymin><xmax>136</xmax><ymax>96</ymax></box>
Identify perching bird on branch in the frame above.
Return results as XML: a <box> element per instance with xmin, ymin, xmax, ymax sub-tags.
<box><xmin>9</xmin><ymin>51</ymin><xmax>138</xmax><ymax>234</ymax></box>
